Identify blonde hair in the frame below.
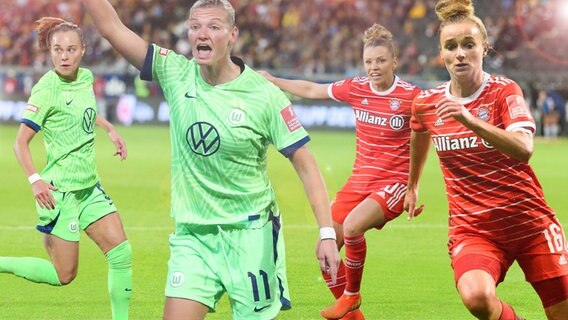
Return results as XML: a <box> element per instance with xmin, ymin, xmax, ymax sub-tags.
<box><xmin>362</xmin><ymin>23</ymin><xmax>395</xmax><ymax>56</ymax></box>
<box><xmin>435</xmin><ymin>0</ymin><xmax>488</xmax><ymax>45</ymax></box>
<box><xmin>190</xmin><ymin>0</ymin><xmax>235</xmax><ymax>26</ymax></box>
<box><xmin>36</xmin><ymin>17</ymin><xmax>84</xmax><ymax>50</ymax></box>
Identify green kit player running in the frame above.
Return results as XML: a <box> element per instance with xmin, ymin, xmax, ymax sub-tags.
<box><xmin>1</xmin><ymin>17</ymin><xmax>132</xmax><ymax>320</ymax></box>
<box><xmin>82</xmin><ymin>0</ymin><xmax>341</xmax><ymax>319</ymax></box>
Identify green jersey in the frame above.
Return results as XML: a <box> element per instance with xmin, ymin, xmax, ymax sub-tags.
<box><xmin>141</xmin><ymin>44</ymin><xmax>310</xmax><ymax>228</ymax></box>
<box><xmin>22</xmin><ymin>68</ymin><xmax>99</xmax><ymax>192</ymax></box>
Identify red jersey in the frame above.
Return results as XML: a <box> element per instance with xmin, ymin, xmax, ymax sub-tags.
<box><xmin>329</xmin><ymin>76</ymin><xmax>420</xmax><ymax>194</ymax></box>
<box><xmin>411</xmin><ymin>73</ymin><xmax>556</xmax><ymax>243</ymax></box>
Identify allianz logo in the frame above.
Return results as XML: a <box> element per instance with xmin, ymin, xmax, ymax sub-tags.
<box><xmin>355</xmin><ymin>110</ymin><xmax>388</xmax><ymax>126</ymax></box>
<box><xmin>433</xmin><ymin>135</ymin><xmax>494</xmax><ymax>152</ymax></box>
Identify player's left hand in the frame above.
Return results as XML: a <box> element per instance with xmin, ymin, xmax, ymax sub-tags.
<box><xmin>435</xmin><ymin>97</ymin><xmax>474</xmax><ymax>124</ymax></box>
<box><xmin>316</xmin><ymin>239</ymin><xmax>340</xmax><ymax>285</ymax></box>
<box><xmin>108</xmin><ymin>129</ymin><xmax>128</xmax><ymax>160</ymax></box>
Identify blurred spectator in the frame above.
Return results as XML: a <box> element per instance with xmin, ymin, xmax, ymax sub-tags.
<box><xmin>536</xmin><ymin>90</ymin><xmax>565</xmax><ymax>138</ymax></box>
<box><xmin>0</xmin><ymin>0</ymin><xmax>567</xmax><ymax>107</ymax></box>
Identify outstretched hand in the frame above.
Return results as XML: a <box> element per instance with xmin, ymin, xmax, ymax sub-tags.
<box><xmin>107</xmin><ymin>129</ymin><xmax>128</xmax><ymax>160</ymax></box>
<box><xmin>316</xmin><ymin>239</ymin><xmax>340</xmax><ymax>284</ymax></box>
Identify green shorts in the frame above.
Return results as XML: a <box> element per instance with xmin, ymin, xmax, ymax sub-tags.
<box><xmin>36</xmin><ymin>182</ymin><xmax>117</xmax><ymax>242</ymax></box>
<box><xmin>165</xmin><ymin>213</ymin><xmax>291</xmax><ymax>320</ymax></box>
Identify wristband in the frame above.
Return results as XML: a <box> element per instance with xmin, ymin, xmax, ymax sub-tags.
<box><xmin>319</xmin><ymin>227</ymin><xmax>336</xmax><ymax>240</ymax></box>
<box><xmin>28</xmin><ymin>173</ymin><xmax>41</xmax><ymax>184</ymax></box>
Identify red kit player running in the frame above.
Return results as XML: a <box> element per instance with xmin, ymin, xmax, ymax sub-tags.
<box><xmin>261</xmin><ymin>23</ymin><xmax>421</xmax><ymax>320</ymax></box>
<box><xmin>405</xmin><ymin>0</ymin><xmax>568</xmax><ymax>319</ymax></box>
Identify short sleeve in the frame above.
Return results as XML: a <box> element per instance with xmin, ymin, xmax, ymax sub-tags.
<box><xmin>498</xmin><ymin>82</ymin><xmax>535</xmax><ymax>134</ymax></box>
<box><xmin>140</xmin><ymin>44</ymin><xmax>189</xmax><ymax>86</ymax></box>
<box><xmin>21</xmin><ymin>86</ymin><xmax>53</xmax><ymax>132</ymax></box>
<box><xmin>328</xmin><ymin>78</ymin><xmax>352</xmax><ymax>102</ymax></box>
<box><xmin>265</xmin><ymin>88</ymin><xmax>310</xmax><ymax>157</ymax></box>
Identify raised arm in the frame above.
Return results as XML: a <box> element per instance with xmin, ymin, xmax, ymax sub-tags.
<box><xmin>404</xmin><ymin>130</ymin><xmax>430</xmax><ymax>220</ymax></box>
<box><xmin>288</xmin><ymin>145</ymin><xmax>340</xmax><ymax>283</ymax></box>
<box><xmin>82</xmin><ymin>0</ymin><xmax>148</xmax><ymax>70</ymax></box>
<box><xmin>258</xmin><ymin>71</ymin><xmax>330</xmax><ymax>100</ymax></box>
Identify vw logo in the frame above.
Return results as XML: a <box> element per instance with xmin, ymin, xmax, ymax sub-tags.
<box><xmin>186</xmin><ymin>122</ymin><xmax>221</xmax><ymax>156</ymax></box>
<box><xmin>82</xmin><ymin>108</ymin><xmax>96</xmax><ymax>133</ymax></box>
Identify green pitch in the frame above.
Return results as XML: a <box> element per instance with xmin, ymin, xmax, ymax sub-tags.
<box><xmin>0</xmin><ymin>125</ymin><xmax>566</xmax><ymax>319</ymax></box>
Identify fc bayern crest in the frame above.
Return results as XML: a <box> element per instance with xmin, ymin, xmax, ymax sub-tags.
<box><xmin>476</xmin><ymin>107</ymin><xmax>491</xmax><ymax>121</ymax></box>
<box><xmin>389</xmin><ymin>99</ymin><xmax>400</xmax><ymax>111</ymax></box>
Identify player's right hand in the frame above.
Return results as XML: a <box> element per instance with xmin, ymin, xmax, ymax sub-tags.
<box><xmin>32</xmin><ymin>180</ymin><xmax>58</xmax><ymax>210</ymax></box>
<box><xmin>404</xmin><ymin>189</ymin><xmax>424</xmax><ymax>220</ymax></box>
<box><xmin>316</xmin><ymin>239</ymin><xmax>340</xmax><ymax>285</ymax></box>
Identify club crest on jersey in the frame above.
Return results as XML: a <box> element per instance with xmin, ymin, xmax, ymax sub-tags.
<box><xmin>25</xmin><ymin>104</ymin><xmax>39</xmax><ymax>113</ymax></box>
<box><xmin>228</xmin><ymin>108</ymin><xmax>245</xmax><ymax>125</ymax></box>
<box><xmin>389</xmin><ymin>98</ymin><xmax>401</xmax><ymax>111</ymax></box>
<box><xmin>476</xmin><ymin>106</ymin><xmax>491</xmax><ymax>121</ymax></box>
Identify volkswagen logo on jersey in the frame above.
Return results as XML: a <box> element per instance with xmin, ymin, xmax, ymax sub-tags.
<box><xmin>186</xmin><ymin>122</ymin><xmax>221</xmax><ymax>156</ymax></box>
<box><xmin>82</xmin><ymin>108</ymin><xmax>96</xmax><ymax>134</ymax></box>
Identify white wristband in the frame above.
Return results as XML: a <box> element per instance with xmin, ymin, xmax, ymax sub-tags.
<box><xmin>319</xmin><ymin>227</ymin><xmax>336</xmax><ymax>240</ymax></box>
<box><xmin>28</xmin><ymin>173</ymin><xmax>41</xmax><ymax>184</ymax></box>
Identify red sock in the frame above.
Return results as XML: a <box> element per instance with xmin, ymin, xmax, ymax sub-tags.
<box><xmin>322</xmin><ymin>259</ymin><xmax>346</xmax><ymax>298</ymax></box>
<box><xmin>344</xmin><ymin>235</ymin><xmax>366</xmax><ymax>293</ymax></box>
<box><xmin>499</xmin><ymin>301</ymin><xmax>521</xmax><ymax>320</ymax></box>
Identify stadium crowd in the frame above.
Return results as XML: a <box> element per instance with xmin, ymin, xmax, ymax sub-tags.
<box><xmin>0</xmin><ymin>0</ymin><xmax>566</xmax><ymax>135</ymax></box>
<box><xmin>2</xmin><ymin>0</ymin><xmax>564</xmax><ymax>76</ymax></box>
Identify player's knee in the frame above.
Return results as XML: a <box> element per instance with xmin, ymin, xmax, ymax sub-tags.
<box><xmin>106</xmin><ymin>240</ymin><xmax>132</xmax><ymax>270</ymax></box>
<box><xmin>459</xmin><ymin>288</ymin><xmax>494</xmax><ymax>317</ymax></box>
<box><xmin>342</xmin><ymin>220</ymin><xmax>365</xmax><ymax>238</ymax></box>
<box><xmin>57</xmin><ymin>270</ymin><xmax>78</xmax><ymax>285</ymax></box>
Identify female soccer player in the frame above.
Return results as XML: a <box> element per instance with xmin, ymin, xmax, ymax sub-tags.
<box><xmin>261</xmin><ymin>23</ymin><xmax>421</xmax><ymax>320</ymax></box>
<box><xmin>81</xmin><ymin>0</ymin><xmax>340</xmax><ymax>319</ymax></box>
<box><xmin>405</xmin><ymin>0</ymin><xmax>568</xmax><ymax>319</ymax></box>
<box><xmin>0</xmin><ymin>17</ymin><xmax>132</xmax><ymax>320</ymax></box>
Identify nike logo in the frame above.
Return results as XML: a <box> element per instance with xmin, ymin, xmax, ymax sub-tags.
<box><xmin>185</xmin><ymin>92</ymin><xmax>196</xmax><ymax>99</ymax></box>
<box><xmin>253</xmin><ymin>305</ymin><xmax>270</xmax><ymax>312</ymax></box>
<box><xmin>66</xmin><ymin>99</ymin><xmax>73</xmax><ymax>105</ymax></box>
<box><xmin>125</xmin><ymin>288</ymin><xmax>132</xmax><ymax>292</ymax></box>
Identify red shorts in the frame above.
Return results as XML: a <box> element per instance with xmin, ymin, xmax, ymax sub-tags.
<box><xmin>450</xmin><ymin>222</ymin><xmax>568</xmax><ymax>307</ymax></box>
<box><xmin>331</xmin><ymin>182</ymin><xmax>407</xmax><ymax>227</ymax></box>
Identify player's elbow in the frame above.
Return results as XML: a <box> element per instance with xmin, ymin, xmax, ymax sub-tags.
<box><xmin>516</xmin><ymin>144</ymin><xmax>534</xmax><ymax>162</ymax></box>
<box><xmin>510</xmin><ymin>140</ymin><xmax>534</xmax><ymax>162</ymax></box>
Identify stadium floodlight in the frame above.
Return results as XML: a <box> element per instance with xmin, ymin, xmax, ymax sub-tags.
<box><xmin>560</xmin><ymin>2</ymin><xmax>568</xmax><ymax>28</ymax></box>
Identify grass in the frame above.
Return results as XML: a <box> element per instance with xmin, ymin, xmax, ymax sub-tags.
<box><xmin>0</xmin><ymin>124</ymin><xmax>566</xmax><ymax>319</ymax></box>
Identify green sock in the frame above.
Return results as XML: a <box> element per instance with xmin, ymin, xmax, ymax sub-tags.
<box><xmin>105</xmin><ymin>240</ymin><xmax>132</xmax><ymax>320</ymax></box>
<box><xmin>0</xmin><ymin>257</ymin><xmax>61</xmax><ymax>286</ymax></box>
